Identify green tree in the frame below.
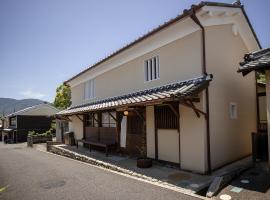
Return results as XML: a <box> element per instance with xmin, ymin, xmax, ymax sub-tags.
<box><xmin>257</xmin><ymin>72</ymin><xmax>266</xmax><ymax>84</ymax></box>
<box><xmin>53</xmin><ymin>84</ymin><xmax>71</xmax><ymax>110</ymax></box>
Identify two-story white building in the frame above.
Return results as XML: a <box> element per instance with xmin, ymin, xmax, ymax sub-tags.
<box><xmin>57</xmin><ymin>1</ymin><xmax>260</xmax><ymax>174</ymax></box>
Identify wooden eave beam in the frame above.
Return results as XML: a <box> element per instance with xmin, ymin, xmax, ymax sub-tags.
<box><xmin>167</xmin><ymin>103</ymin><xmax>179</xmax><ymax>119</ymax></box>
<box><xmin>108</xmin><ymin>111</ymin><xmax>118</xmax><ymax>122</ymax></box>
<box><xmin>59</xmin><ymin>115</ymin><xmax>72</xmax><ymax>122</ymax></box>
<box><xmin>133</xmin><ymin>109</ymin><xmax>145</xmax><ymax>122</ymax></box>
<box><xmin>75</xmin><ymin>115</ymin><xmax>83</xmax><ymax>122</ymax></box>
<box><xmin>92</xmin><ymin>113</ymin><xmax>100</xmax><ymax>124</ymax></box>
<box><xmin>181</xmin><ymin>100</ymin><xmax>207</xmax><ymax>118</ymax></box>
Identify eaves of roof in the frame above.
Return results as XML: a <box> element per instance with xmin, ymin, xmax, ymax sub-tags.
<box><xmin>7</xmin><ymin>103</ymin><xmax>59</xmax><ymax>117</ymax></box>
<box><xmin>58</xmin><ymin>74</ymin><xmax>212</xmax><ymax>116</ymax></box>
<box><xmin>238</xmin><ymin>47</ymin><xmax>270</xmax><ymax>75</ymax></box>
<box><xmin>65</xmin><ymin>1</ymin><xmax>256</xmax><ymax>85</ymax></box>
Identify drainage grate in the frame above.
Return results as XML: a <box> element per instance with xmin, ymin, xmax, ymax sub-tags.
<box><xmin>40</xmin><ymin>180</ymin><xmax>66</xmax><ymax>189</ymax></box>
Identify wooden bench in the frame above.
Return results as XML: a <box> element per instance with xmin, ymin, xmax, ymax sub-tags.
<box><xmin>76</xmin><ymin>139</ymin><xmax>115</xmax><ymax>157</ymax></box>
<box><xmin>76</xmin><ymin>127</ymin><xmax>116</xmax><ymax>157</ymax></box>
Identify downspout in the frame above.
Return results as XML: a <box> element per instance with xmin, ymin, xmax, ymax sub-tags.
<box><xmin>189</xmin><ymin>6</ymin><xmax>212</xmax><ymax>174</ymax></box>
<box><xmin>255</xmin><ymin>78</ymin><xmax>259</xmax><ymax>133</ymax></box>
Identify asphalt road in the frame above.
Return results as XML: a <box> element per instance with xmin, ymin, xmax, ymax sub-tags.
<box><xmin>0</xmin><ymin>143</ymin><xmax>200</xmax><ymax>200</ymax></box>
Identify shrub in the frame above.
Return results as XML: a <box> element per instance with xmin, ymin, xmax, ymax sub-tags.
<box><xmin>50</xmin><ymin>122</ymin><xmax>56</xmax><ymax>132</ymax></box>
<box><xmin>28</xmin><ymin>129</ymin><xmax>52</xmax><ymax>138</ymax></box>
<box><xmin>28</xmin><ymin>131</ymin><xmax>37</xmax><ymax>137</ymax></box>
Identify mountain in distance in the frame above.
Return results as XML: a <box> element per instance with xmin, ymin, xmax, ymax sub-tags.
<box><xmin>0</xmin><ymin>98</ymin><xmax>48</xmax><ymax>116</ymax></box>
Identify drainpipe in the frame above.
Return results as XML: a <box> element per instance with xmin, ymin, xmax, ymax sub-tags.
<box><xmin>189</xmin><ymin>6</ymin><xmax>212</xmax><ymax>174</ymax></box>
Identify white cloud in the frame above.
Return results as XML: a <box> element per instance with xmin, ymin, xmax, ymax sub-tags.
<box><xmin>20</xmin><ymin>90</ymin><xmax>46</xmax><ymax>99</ymax></box>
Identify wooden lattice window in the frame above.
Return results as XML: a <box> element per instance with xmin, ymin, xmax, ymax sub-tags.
<box><xmin>127</xmin><ymin>115</ymin><xmax>143</xmax><ymax>135</ymax></box>
<box><xmin>85</xmin><ymin>113</ymin><xmax>98</xmax><ymax>127</ymax></box>
<box><xmin>102</xmin><ymin>112</ymin><xmax>116</xmax><ymax>127</ymax></box>
<box><xmin>155</xmin><ymin>105</ymin><xmax>179</xmax><ymax>129</ymax></box>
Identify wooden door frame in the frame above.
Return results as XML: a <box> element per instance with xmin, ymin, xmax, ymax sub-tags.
<box><xmin>154</xmin><ymin>103</ymin><xmax>180</xmax><ymax>165</ymax></box>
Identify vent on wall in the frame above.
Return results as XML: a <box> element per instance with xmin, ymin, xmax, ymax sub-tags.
<box><xmin>144</xmin><ymin>56</ymin><xmax>159</xmax><ymax>82</ymax></box>
<box><xmin>229</xmin><ymin>102</ymin><xmax>238</xmax><ymax>119</ymax></box>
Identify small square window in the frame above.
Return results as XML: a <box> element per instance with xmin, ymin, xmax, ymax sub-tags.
<box><xmin>144</xmin><ymin>56</ymin><xmax>159</xmax><ymax>82</ymax></box>
<box><xmin>229</xmin><ymin>102</ymin><xmax>237</xmax><ymax>119</ymax></box>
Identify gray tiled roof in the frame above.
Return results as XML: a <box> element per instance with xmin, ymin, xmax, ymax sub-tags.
<box><xmin>238</xmin><ymin>48</ymin><xmax>270</xmax><ymax>75</ymax></box>
<box><xmin>57</xmin><ymin>75</ymin><xmax>212</xmax><ymax>116</ymax></box>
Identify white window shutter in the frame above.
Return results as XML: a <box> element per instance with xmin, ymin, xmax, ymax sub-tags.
<box><xmin>91</xmin><ymin>79</ymin><xmax>95</xmax><ymax>99</ymax></box>
<box><xmin>84</xmin><ymin>79</ymin><xmax>95</xmax><ymax>100</ymax></box>
<box><xmin>87</xmin><ymin>81</ymin><xmax>90</xmax><ymax>99</ymax></box>
<box><xmin>147</xmin><ymin>60</ymin><xmax>151</xmax><ymax>81</ymax></box>
<box><xmin>144</xmin><ymin>61</ymin><xmax>148</xmax><ymax>81</ymax></box>
<box><xmin>84</xmin><ymin>82</ymin><xmax>88</xmax><ymax>100</ymax></box>
<box><xmin>144</xmin><ymin>56</ymin><xmax>159</xmax><ymax>82</ymax></box>
<box><xmin>157</xmin><ymin>56</ymin><xmax>159</xmax><ymax>78</ymax></box>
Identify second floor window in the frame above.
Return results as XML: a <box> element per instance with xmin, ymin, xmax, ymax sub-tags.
<box><xmin>144</xmin><ymin>56</ymin><xmax>159</xmax><ymax>82</ymax></box>
<box><xmin>84</xmin><ymin>79</ymin><xmax>95</xmax><ymax>100</ymax></box>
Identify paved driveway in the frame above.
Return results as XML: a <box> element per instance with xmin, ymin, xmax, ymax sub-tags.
<box><xmin>0</xmin><ymin>143</ymin><xmax>200</xmax><ymax>200</ymax></box>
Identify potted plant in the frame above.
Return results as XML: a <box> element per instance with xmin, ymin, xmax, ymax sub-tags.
<box><xmin>137</xmin><ymin>121</ymin><xmax>152</xmax><ymax>168</ymax></box>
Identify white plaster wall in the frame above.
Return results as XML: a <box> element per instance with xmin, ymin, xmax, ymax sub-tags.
<box><xmin>120</xmin><ymin>116</ymin><xmax>127</xmax><ymax>148</ymax></box>
<box><xmin>179</xmin><ymin>94</ymin><xmax>207</xmax><ymax>173</ymax></box>
<box><xmin>71</xmin><ymin>83</ymin><xmax>84</xmax><ymax>106</ymax></box>
<box><xmin>206</xmin><ymin>24</ymin><xmax>257</xmax><ymax>169</ymax></box>
<box><xmin>68</xmin><ymin>17</ymin><xmax>200</xmax><ymax>88</ymax></box>
<box><xmin>157</xmin><ymin>129</ymin><xmax>179</xmax><ymax>163</ymax></box>
<box><xmin>69</xmin><ymin>115</ymin><xmax>83</xmax><ymax>144</ymax></box>
<box><xmin>70</xmin><ymin>30</ymin><xmax>202</xmax><ymax>106</ymax></box>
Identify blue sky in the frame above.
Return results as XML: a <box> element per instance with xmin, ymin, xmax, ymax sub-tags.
<box><xmin>0</xmin><ymin>0</ymin><xmax>269</xmax><ymax>102</ymax></box>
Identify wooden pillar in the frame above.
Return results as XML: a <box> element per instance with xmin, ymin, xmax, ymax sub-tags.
<box><xmin>116</xmin><ymin>112</ymin><xmax>122</xmax><ymax>150</ymax></box>
<box><xmin>83</xmin><ymin>114</ymin><xmax>86</xmax><ymax>139</ymax></box>
<box><xmin>265</xmin><ymin>71</ymin><xmax>270</xmax><ymax>167</ymax></box>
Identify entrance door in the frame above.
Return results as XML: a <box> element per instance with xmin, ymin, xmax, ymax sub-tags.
<box><xmin>155</xmin><ymin>105</ymin><xmax>180</xmax><ymax>164</ymax></box>
<box><xmin>126</xmin><ymin>110</ymin><xmax>144</xmax><ymax>156</ymax></box>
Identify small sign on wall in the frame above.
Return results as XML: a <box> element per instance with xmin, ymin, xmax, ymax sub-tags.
<box><xmin>229</xmin><ymin>102</ymin><xmax>238</xmax><ymax>119</ymax></box>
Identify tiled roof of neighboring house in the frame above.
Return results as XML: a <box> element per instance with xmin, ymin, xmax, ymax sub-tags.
<box><xmin>57</xmin><ymin>75</ymin><xmax>212</xmax><ymax>116</ymax></box>
<box><xmin>64</xmin><ymin>1</ymin><xmax>260</xmax><ymax>84</ymax></box>
<box><xmin>7</xmin><ymin>103</ymin><xmax>59</xmax><ymax>117</ymax></box>
<box><xmin>238</xmin><ymin>48</ymin><xmax>270</xmax><ymax>76</ymax></box>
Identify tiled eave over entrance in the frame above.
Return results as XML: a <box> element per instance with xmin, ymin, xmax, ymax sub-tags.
<box><xmin>57</xmin><ymin>75</ymin><xmax>212</xmax><ymax>116</ymax></box>
<box><xmin>238</xmin><ymin>47</ymin><xmax>270</xmax><ymax>76</ymax></box>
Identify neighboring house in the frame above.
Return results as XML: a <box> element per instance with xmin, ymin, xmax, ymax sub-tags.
<box><xmin>238</xmin><ymin>47</ymin><xmax>270</xmax><ymax>166</ymax></box>
<box><xmin>57</xmin><ymin>1</ymin><xmax>260</xmax><ymax>174</ymax></box>
<box><xmin>55</xmin><ymin>120</ymin><xmax>69</xmax><ymax>143</ymax></box>
<box><xmin>2</xmin><ymin>103</ymin><xmax>59</xmax><ymax>143</ymax></box>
